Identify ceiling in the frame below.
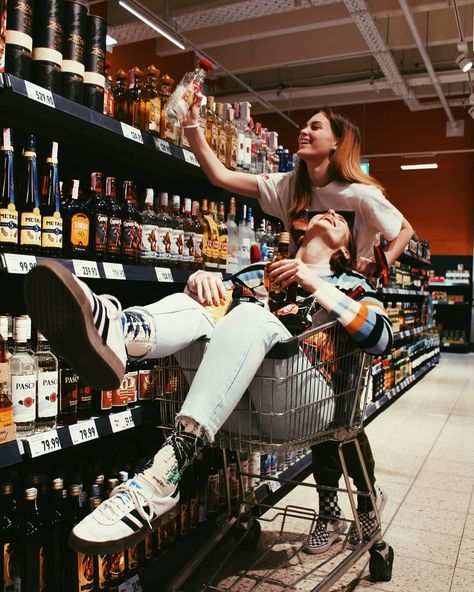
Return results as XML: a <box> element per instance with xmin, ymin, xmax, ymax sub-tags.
<box><xmin>92</xmin><ymin>0</ymin><xmax>474</xmax><ymax>122</ymax></box>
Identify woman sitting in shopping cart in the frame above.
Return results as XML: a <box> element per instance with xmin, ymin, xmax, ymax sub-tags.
<box><xmin>24</xmin><ymin>206</ymin><xmax>393</xmax><ymax>556</ymax></box>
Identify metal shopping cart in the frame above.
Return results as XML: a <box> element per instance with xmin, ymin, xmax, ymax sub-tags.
<box><xmin>154</xmin><ymin>319</ymin><xmax>394</xmax><ymax>592</ymax></box>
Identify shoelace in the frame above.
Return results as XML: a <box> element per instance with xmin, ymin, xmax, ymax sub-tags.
<box><xmin>100</xmin><ymin>294</ymin><xmax>123</xmax><ymax>321</ymax></box>
<box><xmin>98</xmin><ymin>483</ymin><xmax>154</xmax><ymax>529</ymax></box>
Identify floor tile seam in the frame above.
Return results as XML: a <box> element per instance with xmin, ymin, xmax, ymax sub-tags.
<box><xmin>449</xmin><ymin>480</ymin><xmax>474</xmax><ymax>592</ymax></box>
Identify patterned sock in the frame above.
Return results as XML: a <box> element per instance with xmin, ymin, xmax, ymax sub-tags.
<box><xmin>318</xmin><ymin>490</ymin><xmax>342</xmax><ymax>521</ymax></box>
<box><xmin>121</xmin><ymin>308</ymin><xmax>155</xmax><ymax>357</ymax></box>
<box><xmin>137</xmin><ymin>421</ymin><xmax>207</xmax><ymax>497</ymax></box>
<box><xmin>358</xmin><ymin>490</ymin><xmax>374</xmax><ymax>513</ymax></box>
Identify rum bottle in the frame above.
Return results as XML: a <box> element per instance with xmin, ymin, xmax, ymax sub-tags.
<box><xmin>10</xmin><ymin>317</ymin><xmax>36</xmax><ymax>436</ymax></box>
<box><xmin>155</xmin><ymin>192</ymin><xmax>172</xmax><ymax>266</ymax></box>
<box><xmin>215</xmin><ymin>102</ymin><xmax>227</xmax><ymax>165</ymax></box>
<box><xmin>57</xmin><ymin>354</ymin><xmax>78</xmax><ymax>426</ymax></box>
<box><xmin>140</xmin><ymin>188</ymin><xmax>158</xmax><ymax>266</ymax></box>
<box><xmin>169</xmin><ymin>195</ymin><xmax>184</xmax><ymax>268</ymax></box>
<box><xmin>226</xmin><ymin>106</ymin><xmax>238</xmax><ymax>170</ymax></box>
<box><xmin>40</xmin><ymin>141</ymin><xmax>63</xmax><ymax>258</ymax></box>
<box><xmin>225</xmin><ymin>197</ymin><xmax>239</xmax><ymax>274</ymax></box>
<box><xmin>202</xmin><ymin>201</ymin><xmax>218</xmax><ymax>271</ymax></box>
<box><xmin>65</xmin><ymin>485</ymin><xmax>95</xmax><ymax>592</ymax></box>
<box><xmin>0</xmin><ymin>128</ymin><xmax>18</xmax><ymax>253</ymax></box>
<box><xmin>205</xmin><ymin>96</ymin><xmax>218</xmax><ymax>156</ymax></box>
<box><xmin>5</xmin><ymin>0</ymin><xmax>33</xmax><ymax>80</ymax></box>
<box><xmin>182</xmin><ymin>198</ymin><xmax>195</xmax><ymax>270</ymax></box>
<box><xmin>192</xmin><ymin>200</ymin><xmax>204</xmax><ymax>269</ymax></box>
<box><xmin>62</xmin><ymin>179</ymin><xmax>91</xmax><ymax>259</ymax></box>
<box><xmin>128</xmin><ymin>67</ymin><xmax>145</xmax><ymax>130</ymax></box>
<box><xmin>113</xmin><ymin>69</ymin><xmax>130</xmax><ymax>123</ymax></box>
<box><xmin>0</xmin><ymin>482</ymin><xmax>16</xmax><ymax>592</ymax></box>
<box><xmin>90</xmin><ymin>172</ymin><xmax>108</xmax><ymax>262</ymax></box>
<box><xmin>34</xmin><ymin>332</ymin><xmax>58</xmax><ymax>432</ymax></box>
<box><xmin>105</xmin><ymin>176</ymin><xmax>122</xmax><ymax>263</ymax></box>
<box><xmin>120</xmin><ymin>180</ymin><xmax>140</xmax><ymax>265</ymax></box>
<box><xmin>18</xmin><ymin>134</ymin><xmax>41</xmax><ymax>254</ymax></box>
<box><xmin>216</xmin><ymin>201</ymin><xmax>228</xmax><ymax>272</ymax></box>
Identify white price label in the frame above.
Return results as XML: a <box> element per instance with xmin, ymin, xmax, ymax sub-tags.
<box><xmin>120</xmin><ymin>122</ymin><xmax>144</xmax><ymax>144</ymax></box>
<box><xmin>182</xmin><ymin>149</ymin><xmax>200</xmax><ymax>167</ymax></box>
<box><xmin>26</xmin><ymin>430</ymin><xmax>61</xmax><ymax>458</ymax></box>
<box><xmin>154</xmin><ymin>137</ymin><xmax>172</xmax><ymax>155</ymax></box>
<box><xmin>110</xmin><ymin>409</ymin><xmax>135</xmax><ymax>433</ymax></box>
<box><xmin>25</xmin><ymin>81</ymin><xmax>56</xmax><ymax>108</ymax></box>
<box><xmin>155</xmin><ymin>267</ymin><xmax>174</xmax><ymax>282</ymax></box>
<box><xmin>118</xmin><ymin>575</ymin><xmax>142</xmax><ymax>592</ymax></box>
<box><xmin>103</xmin><ymin>262</ymin><xmax>126</xmax><ymax>280</ymax></box>
<box><xmin>69</xmin><ymin>419</ymin><xmax>99</xmax><ymax>445</ymax></box>
<box><xmin>266</xmin><ymin>480</ymin><xmax>282</xmax><ymax>493</ymax></box>
<box><xmin>73</xmin><ymin>260</ymin><xmax>100</xmax><ymax>279</ymax></box>
<box><xmin>3</xmin><ymin>253</ymin><xmax>37</xmax><ymax>274</ymax></box>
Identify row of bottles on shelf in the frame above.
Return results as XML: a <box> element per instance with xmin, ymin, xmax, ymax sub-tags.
<box><xmin>371</xmin><ymin>332</ymin><xmax>440</xmax><ymax>400</ymax></box>
<box><xmin>0</xmin><ymin>130</ymin><xmax>286</xmax><ymax>270</ymax></box>
<box><xmin>404</xmin><ymin>235</ymin><xmax>431</xmax><ymax>263</ymax></box>
<box><xmin>388</xmin><ymin>260</ymin><xmax>430</xmax><ymax>291</ymax></box>
<box><xmin>384</xmin><ymin>300</ymin><xmax>429</xmax><ymax>334</ymax></box>
<box><xmin>1</xmin><ymin>0</ymin><xmax>108</xmax><ymax>111</ymax></box>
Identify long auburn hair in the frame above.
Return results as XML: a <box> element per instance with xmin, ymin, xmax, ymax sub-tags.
<box><xmin>290</xmin><ymin>107</ymin><xmax>385</xmax><ymax>216</ymax></box>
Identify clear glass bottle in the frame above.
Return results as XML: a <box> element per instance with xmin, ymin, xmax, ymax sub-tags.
<box><xmin>225</xmin><ymin>197</ymin><xmax>239</xmax><ymax>274</ymax></box>
<box><xmin>159</xmin><ymin>74</ymin><xmax>177</xmax><ymax>143</ymax></box>
<box><xmin>10</xmin><ymin>317</ymin><xmax>37</xmax><ymax>436</ymax></box>
<box><xmin>238</xmin><ymin>204</ymin><xmax>250</xmax><ymax>268</ymax></box>
<box><xmin>164</xmin><ymin>59</ymin><xmax>213</xmax><ymax>124</ymax></box>
<box><xmin>34</xmin><ymin>332</ymin><xmax>58</xmax><ymax>432</ymax></box>
<box><xmin>140</xmin><ymin>188</ymin><xmax>158</xmax><ymax>266</ymax></box>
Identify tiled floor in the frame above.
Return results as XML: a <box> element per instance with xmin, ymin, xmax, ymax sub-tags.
<box><xmin>183</xmin><ymin>353</ymin><xmax>474</xmax><ymax>591</ymax></box>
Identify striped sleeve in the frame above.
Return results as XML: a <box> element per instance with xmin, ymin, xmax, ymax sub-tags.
<box><xmin>313</xmin><ymin>280</ymin><xmax>393</xmax><ymax>355</ymax></box>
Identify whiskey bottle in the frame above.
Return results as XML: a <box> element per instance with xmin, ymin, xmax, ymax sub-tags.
<box><xmin>34</xmin><ymin>332</ymin><xmax>58</xmax><ymax>432</ymax></box>
<box><xmin>121</xmin><ymin>180</ymin><xmax>140</xmax><ymax>265</ymax></box>
<box><xmin>61</xmin><ymin>0</ymin><xmax>87</xmax><ymax>103</ymax></box>
<box><xmin>140</xmin><ymin>188</ymin><xmax>158</xmax><ymax>266</ymax></box>
<box><xmin>0</xmin><ymin>128</ymin><xmax>18</xmax><ymax>253</ymax></box>
<box><xmin>0</xmin><ymin>482</ymin><xmax>16</xmax><ymax>592</ymax></box>
<box><xmin>113</xmin><ymin>69</ymin><xmax>130</xmax><ymax>123</ymax></box>
<box><xmin>128</xmin><ymin>67</ymin><xmax>145</xmax><ymax>130</ymax></box>
<box><xmin>0</xmin><ymin>316</ymin><xmax>13</xmax><ymax>429</ymax></box>
<box><xmin>264</xmin><ymin>231</ymin><xmax>293</xmax><ymax>311</ymax></box>
<box><xmin>10</xmin><ymin>317</ymin><xmax>37</xmax><ymax>436</ymax></box>
<box><xmin>40</xmin><ymin>141</ymin><xmax>63</xmax><ymax>258</ymax></box>
<box><xmin>205</xmin><ymin>96</ymin><xmax>218</xmax><ymax>156</ymax></box>
<box><xmin>5</xmin><ymin>0</ymin><xmax>33</xmax><ymax>80</ymax></box>
<box><xmin>142</xmin><ymin>65</ymin><xmax>161</xmax><ymax>135</ymax></box>
<box><xmin>155</xmin><ymin>192</ymin><xmax>172</xmax><ymax>266</ymax></box>
<box><xmin>216</xmin><ymin>201</ymin><xmax>228</xmax><ymax>272</ymax></box>
<box><xmin>62</xmin><ymin>179</ymin><xmax>91</xmax><ymax>259</ymax></box>
<box><xmin>105</xmin><ymin>176</ymin><xmax>122</xmax><ymax>263</ymax></box>
<box><xmin>57</xmin><ymin>354</ymin><xmax>78</xmax><ymax>426</ymax></box>
<box><xmin>90</xmin><ymin>172</ymin><xmax>108</xmax><ymax>262</ymax></box>
<box><xmin>31</xmin><ymin>0</ymin><xmax>63</xmax><ymax>93</ymax></box>
<box><xmin>18</xmin><ymin>134</ymin><xmax>41</xmax><ymax>254</ymax></box>
<box><xmin>191</xmin><ymin>200</ymin><xmax>203</xmax><ymax>269</ymax></box>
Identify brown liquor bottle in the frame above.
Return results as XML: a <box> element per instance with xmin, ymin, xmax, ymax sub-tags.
<box><xmin>264</xmin><ymin>231</ymin><xmax>296</xmax><ymax>311</ymax></box>
<box><xmin>113</xmin><ymin>69</ymin><xmax>130</xmax><ymax>123</ymax></box>
<box><xmin>0</xmin><ymin>128</ymin><xmax>18</xmax><ymax>253</ymax></box>
<box><xmin>105</xmin><ymin>176</ymin><xmax>122</xmax><ymax>263</ymax></box>
<box><xmin>128</xmin><ymin>67</ymin><xmax>145</xmax><ymax>130</ymax></box>
<box><xmin>90</xmin><ymin>172</ymin><xmax>108</xmax><ymax>262</ymax></box>
<box><xmin>62</xmin><ymin>179</ymin><xmax>91</xmax><ymax>260</ymax></box>
<box><xmin>120</xmin><ymin>180</ymin><xmax>140</xmax><ymax>265</ymax></box>
<box><xmin>142</xmin><ymin>64</ymin><xmax>161</xmax><ymax>135</ymax></box>
<box><xmin>159</xmin><ymin>74</ymin><xmax>178</xmax><ymax>143</ymax></box>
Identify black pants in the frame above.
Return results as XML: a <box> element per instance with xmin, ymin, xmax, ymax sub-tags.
<box><xmin>311</xmin><ymin>430</ymin><xmax>376</xmax><ymax>511</ymax></box>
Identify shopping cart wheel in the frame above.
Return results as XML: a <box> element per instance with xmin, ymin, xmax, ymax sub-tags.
<box><xmin>369</xmin><ymin>541</ymin><xmax>394</xmax><ymax>582</ymax></box>
<box><xmin>235</xmin><ymin>518</ymin><xmax>261</xmax><ymax>550</ymax></box>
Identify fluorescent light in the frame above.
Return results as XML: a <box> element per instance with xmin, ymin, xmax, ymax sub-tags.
<box><xmin>106</xmin><ymin>35</ymin><xmax>117</xmax><ymax>46</ymax></box>
<box><xmin>119</xmin><ymin>0</ymin><xmax>185</xmax><ymax>50</ymax></box>
<box><xmin>400</xmin><ymin>163</ymin><xmax>438</xmax><ymax>170</ymax></box>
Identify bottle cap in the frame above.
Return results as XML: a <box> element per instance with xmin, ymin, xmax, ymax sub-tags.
<box><xmin>69</xmin><ymin>485</ymin><xmax>81</xmax><ymax>496</ymax></box>
<box><xmin>37</xmin><ymin>332</ymin><xmax>47</xmax><ymax>342</ymax></box>
<box><xmin>146</xmin><ymin>64</ymin><xmax>160</xmax><ymax>77</ymax></box>
<box><xmin>160</xmin><ymin>74</ymin><xmax>174</xmax><ymax>85</ymax></box>
<box><xmin>278</xmin><ymin>232</ymin><xmax>290</xmax><ymax>244</ymax></box>
<box><xmin>197</xmin><ymin>58</ymin><xmax>213</xmax><ymax>74</ymax></box>
<box><xmin>25</xmin><ymin>487</ymin><xmax>38</xmax><ymax>500</ymax></box>
<box><xmin>13</xmin><ymin>317</ymin><xmax>29</xmax><ymax>342</ymax></box>
<box><xmin>118</xmin><ymin>471</ymin><xmax>128</xmax><ymax>482</ymax></box>
<box><xmin>0</xmin><ymin>483</ymin><xmax>13</xmax><ymax>495</ymax></box>
<box><xmin>91</xmin><ymin>484</ymin><xmax>101</xmax><ymax>497</ymax></box>
<box><xmin>51</xmin><ymin>478</ymin><xmax>64</xmax><ymax>490</ymax></box>
<box><xmin>145</xmin><ymin>188</ymin><xmax>154</xmax><ymax>204</ymax></box>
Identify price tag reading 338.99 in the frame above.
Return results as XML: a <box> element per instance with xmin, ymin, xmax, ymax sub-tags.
<box><xmin>103</xmin><ymin>262</ymin><xmax>126</xmax><ymax>280</ymax></box>
<box><xmin>26</xmin><ymin>430</ymin><xmax>62</xmax><ymax>458</ymax></box>
<box><xmin>25</xmin><ymin>81</ymin><xmax>56</xmax><ymax>108</ymax></box>
<box><xmin>110</xmin><ymin>409</ymin><xmax>135</xmax><ymax>433</ymax></box>
<box><xmin>3</xmin><ymin>253</ymin><xmax>37</xmax><ymax>274</ymax></box>
<box><xmin>69</xmin><ymin>420</ymin><xmax>99</xmax><ymax>445</ymax></box>
<box><xmin>120</xmin><ymin>122</ymin><xmax>144</xmax><ymax>144</ymax></box>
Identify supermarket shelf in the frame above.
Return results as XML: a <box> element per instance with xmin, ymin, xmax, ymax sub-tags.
<box><xmin>429</xmin><ymin>281</ymin><xmax>470</xmax><ymax>287</ymax></box>
<box><xmin>0</xmin><ymin>406</ymin><xmax>152</xmax><ymax>469</ymax></box>
<box><xmin>441</xmin><ymin>342</ymin><xmax>469</xmax><ymax>352</ymax></box>
<box><xmin>393</xmin><ymin>324</ymin><xmax>434</xmax><ymax>342</ymax></box>
<box><xmin>364</xmin><ymin>356</ymin><xmax>440</xmax><ymax>422</ymax></box>
<box><xmin>432</xmin><ymin>301</ymin><xmax>469</xmax><ymax>306</ymax></box>
<box><xmin>382</xmin><ymin>287</ymin><xmax>429</xmax><ymax>297</ymax></box>
<box><xmin>399</xmin><ymin>251</ymin><xmax>431</xmax><ymax>267</ymax></box>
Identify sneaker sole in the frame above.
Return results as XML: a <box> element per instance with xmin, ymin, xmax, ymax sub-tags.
<box><xmin>302</xmin><ymin>523</ymin><xmax>348</xmax><ymax>555</ymax></box>
<box><xmin>24</xmin><ymin>260</ymin><xmax>124</xmax><ymax>390</ymax></box>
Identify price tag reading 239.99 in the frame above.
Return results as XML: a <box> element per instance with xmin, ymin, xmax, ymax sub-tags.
<box><xmin>26</xmin><ymin>430</ymin><xmax>62</xmax><ymax>458</ymax></box>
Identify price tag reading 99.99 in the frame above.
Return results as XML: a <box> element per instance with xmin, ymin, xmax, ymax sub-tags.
<box><xmin>24</xmin><ymin>81</ymin><xmax>56</xmax><ymax>108</ymax></box>
<box><xmin>69</xmin><ymin>420</ymin><xmax>99</xmax><ymax>445</ymax></box>
<box><xmin>26</xmin><ymin>430</ymin><xmax>62</xmax><ymax>458</ymax></box>
<box><xmin>3</xmin><ymin>253</ymin><xmax>37</xmax><ymax>274</ymax></box>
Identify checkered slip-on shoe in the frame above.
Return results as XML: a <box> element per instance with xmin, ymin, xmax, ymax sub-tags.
<box><xmin>302</xmin><ymin>518</ymin><xmax>348</xmax><ymax>554</ymax></box>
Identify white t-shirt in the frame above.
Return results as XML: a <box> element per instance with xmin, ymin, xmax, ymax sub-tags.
<box><xmin>256</xmin><ymin>171</ymin><xmax>403</xmax><ymax>259</ymax></box>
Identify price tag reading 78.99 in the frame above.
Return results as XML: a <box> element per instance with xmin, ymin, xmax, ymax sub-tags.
<box><xmin>69</xmin><ymin>420</ymin><xmax>99</xmax><ymax>445</ymax></box>
<box><xmin>26</xmin><ymin>430</ymin><xmax>62</xmax><ymax>458</ymax></box>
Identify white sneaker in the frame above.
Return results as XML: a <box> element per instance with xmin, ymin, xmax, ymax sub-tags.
<box><xmin>24</xmin><ymin>260</ymin><xmax>126</xmax><ymax>389</ymax></box>
<box><xmin>69</xmin><ymin>477</ymin><xmax>179</xmax><ymax>554</ymax></box>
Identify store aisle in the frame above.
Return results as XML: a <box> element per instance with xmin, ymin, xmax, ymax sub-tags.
<box><xmin>184</xmin><ymin>353</ymin><xmax>474</xmax><ymax>592</ymax></box>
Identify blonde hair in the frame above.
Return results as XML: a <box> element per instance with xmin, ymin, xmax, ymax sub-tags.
<box><xmin>290</xmin><ymin>107</ymin><xmax>385</xmax><ymax>216</ymax></box>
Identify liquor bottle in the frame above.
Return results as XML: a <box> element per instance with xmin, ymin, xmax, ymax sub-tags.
<box><xmin>90</xmin><ymin>172</ymin><xmax>108</xmax><ymax>262</ymax></box>
<box><xmin>13</xmin><ymin>488</ymin><xmax>45</xmax><ymax>592</ymax></box>
<box><xmin>191</xmin><ymin>200</ymin><xmax>203</xmax><ymax>269</ymax></box>
<box><xmin>197</xmin><ymin>95</ymin><xmax>207</xmax><ymax>135</ymax></box>
<box><xmin>18</xmin><ymin>134</ymin><xmax>41</xmax><ymax>254</ymax></box>
<box><xmin>267</xmin><ymin>132</ymin><xmax>279</xmax><ymax>173</ymax></box>
<box><xmin>215</xmin><ymin>103</ymin><xmax>227</xmax><ymax>165</ymax></box>
<box><xmin>225</xmin><ymin>197</ymin><xmax>239</xmax><ymax>274</ymax></box>
<box><xmin>83</xmin><ymin>15</ymin><xmax>106</xmax><ymax>112</ymax></box>
<box><xmin>34</xmin><ymin>332</ymin><xmax>58</xmax><ymax>432</ymax></box>
<box><xmin>61</xmin><ymin>0</ymin><xmax>87</xmax><ymax>104</ymax></box>
<box><xmin>107</xmin><ymin>550</ymin><xmax>125</xmax><ymax>591</ymax></box>
<box><xmin>65</xmin><ymin>485</ymin><xmax>95</xmax><ymax>592</ymax></box>
<box><xmin>10</xmin><ymin>317</ymin><xmax>37</xmax><ymax>436</ymax></box>
<box><xmin>137</xmin><ymin>358</ymin><xmax>155</xmax><ymax>410</ymax></box>
<box><xmin>164</xmin><ymin>59</ymin><xmax>213</xmax><ymax>124</ymax></box>
<box><xmin>249</xmin><ymin>119</ymin><xmax>259</xmax><ymax>175</ymax></box>
<box><xmin>247</xmin><ymin>206</ymin><xmax>256</xmax><ymax>248</ymax></box>
<box><xmin>113</xmin><ymin>69</ymin><xmax>130</xmax><ymax>123</ymax></box>
<box><xmin>238</xmin><ymin>205</ymin><xmax>250</xmax><ymax>268</ymax></box>
<box><xmin>105</xmin><ymin>176</ymin><xmax>122</xmax><ymax>263</ymax></box>
<box><xmin>142</xmin><ymin>65</ymin><xmax>161</xmax><ymax>135</ymax></box>
<box><xmin>202</xmin><ymin>201</ymin><xmax>218</xmax><ymax>271</ymax></box>
<box><xmin>77</xmin><ymin>380</ymin><xmax>93</xmax><ymax>421</ymax></box>
<box><xmin>225</xmin><ymin>106</ymin><xmax>238</xmax><ymax>170</ymax></box>
<box><xmin>159</xmin><ymin>74</ymin><xmax>177</xmax><ymax>143</ymax></box>
<box><xmin>140</xmin><ymin>188</ymin><xmax>158</xmax><ymax>266</ymax></box>
<box><xmin>0</xmin><ymin>316</ymin><xmax>13</xmax><ymax>429</ymax></box>
<box><xmin>45</xmin><ymin>478</ymin><xmax>65</xmax><ymax>592</ymax></box>
<box><xmin>121</xmin><ymin>180</ymin><xmax>140</xmax><ymax>265</ymax></box>
<box><xmin>103</xmin><ymin>62</ymin><xmax>115</xmax><ymax>117</ymax></box>
<box><xmin>216</xmin><ymin>201</ymin><xmax>228</xmax><ymax>272</ymax></box>
<box><xmin>264</xmin><ymin>231</ymin><xmax>292</xmax><ymax>311</ymax></box>
<box><xmin>31</xmin><ymin>0</ymin><xmax>63</xmax><ymax>93</ymax></box>
<box><xmin>169</xmin><ymin>195</ymin><xmax>184</xmax><ymax>268</ymax></box>
<box><xmin>5</xmin><ymin>0</ymin><xmax>33</xmax><ymax>80</ymax></box>
<box><xmin>0</xmin><ymin>483</ymin><xmax>16</xmax><ymax>592</ymax></box>
<box><xmin>182</xmin><ymin>198</ymin><xmax>195</xmax><ymax>270</ymax></box>
<box><xmin>128</xmin><ymin>67</ymin><xmax>144</xmax><ymax>130</ymax></box>
<box><xmin>205</xmin><ymin>96</ymin><xmax>219</xmax><ymax>156</ymax></box>
<box><xmin>40</xmin><ymin>141</ymin><xmax>63</xmax><ymax>258</ymax></box>
<box><xmin>206</xmin><ymin>449</ymin><xmax>220</xmax><ymax>520</ymax></box>
<box><xmin>155</xmin><ymin>192</ymin><xmax>172</xmax><ymax>266</ymax></box>
<box><xmin>57</xmin><ymin>355</ymin><xmax>78</xmax><ymax>426</ymax></box>
<box><xmin>240</xmin><ymin>102</ymin><xmax>253</xmax><ymax>172</ymax></box>
<box><xmin>0</xmin><ymin>128</ymin><xmax>18</xmax><ymax>253</ymax></box>
<box><xmin>62</xmin><ymin>179</ymin><xmax>91</xmax><ymax>259</ymax></box>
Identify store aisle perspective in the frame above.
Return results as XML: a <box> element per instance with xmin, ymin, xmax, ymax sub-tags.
<box><xmin>183</xmin><ymin>353</ymin><xmax>474</xmax><ymax>592</ymax></box>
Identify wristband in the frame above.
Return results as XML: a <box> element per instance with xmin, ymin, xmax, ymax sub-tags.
<box><xmin>183</xmin><ymin>123</ymin><xmax>199</xmax><ymax>129</ymax></box>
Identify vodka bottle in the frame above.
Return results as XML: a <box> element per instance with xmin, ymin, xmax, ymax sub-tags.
<box><xmin>233</xmin><ymin>103</ymin><xmax>246</xmax><ymax>171</ymax></box>
<box><xmin>240</xmin><ymin>102</ymin><xmax>253</xmax><ymax>172</ymax></box>
<box><xmin>226</xmin><ymin>197</ymin><xmax>239</xmax><ymax>274</ymax></box>
<box><xmin>238</xmin><ymin>205</ymin><xmax>250</xmax><ymax>268</ymax></box>
<box><xmin>247</xmin><ymin>206</ymin><xmax>256</xmax><ymax>247</ymax></box>
<box><xmin>34</xmin><ymin>333</ymin><xmax>59</xmax><ymax>432</ymax></box>
<box><xmin>10</xmin><ymin>317</ymin><xmax>37</xmax><ymax>435</ymax></box>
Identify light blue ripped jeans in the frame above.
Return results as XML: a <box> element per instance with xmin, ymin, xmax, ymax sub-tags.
<box><xmin>134</xmin><ymin>293</ymin><xmax>333</xmax><ymax>443</ymax></box>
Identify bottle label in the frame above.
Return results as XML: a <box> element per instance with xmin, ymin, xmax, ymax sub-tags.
<box><xmin>138</xmin><ymin>368</ymin><xmax>154</xmax><ymax>401</ymax></box>
<box><xmin>37</xmin><ymin>370</ymin><xmax>58</xmax><ymax>418</ymax></box>
<box><xmin>0</xmin><ymin>204</ymin><xmax>18</xmax><ymax>245</ymax></box>
<box><xmin>169</xmin><ymin>228</ymin><xmax>182</xmax><ymax>262</ymax></box>
<box><xmin>111</xmin><ymin>386</ymin><xmax>128</xmax><ymax>407</ymax></box>
<box><xmin>127</xmin><ymin>545</ymin><xmax>139</xmax><ymax>571</ymax></box>
<box><xmin>107</xmin><ymin>216</ymin><xmax>121</xmax><ymax>254</ymax></box>
<box><xmin>11</xmin><ymin>374</ymin><xmax>36</xmax><ymax>422</ymax></box>
<box><xmin>218</xmin><ymin>129</ymin><xmax>226</xmax><ymax>164</ymax></box>
<box><xmin>109</xmin><ymin>551</ymin><xmax>125</xmax><ymax>580</ymax></box>
<box><xmin>237</xmin><ymin>132</ymin><xmax>246</xmax><ymax>166</ymax></box>
<box><xmin>59</xmin><ymin>368</ymin><xmax>79</xmax><ymax>414</ymax></box>
<box><xmin>184</xmin><ymin>230</ymin><xmax>195</xmax><ymax>263</ymax></box>
<box><xmin>77</xmin><ymin>552</ymin><xmax>94</xmax><ymax>591</ymax></box>
<box><xmin>231</xmin><ymin>136</ymin><xmax>238</xmax><ymax>169</ymax></box>
<box><xmin>210</xmin><ymin>123</ymin><xmax>218</xmax><ymax>154</ymax></box>
<box><xmin>94</xmin><ymin>213</ymin><xmax>108</xmax><ymax>253</ymax></box>
<box><xmin>149</xmin><ymin>98</ymin><xmax>161</xmax><ymax>133</ymax></box>
<box><xmin>121</xmin><ymin>219</ymin><xmax>137</xmax><ymax>256</ymax></box>
<box><xmin>119</xmin><ymin>371</ymin><xmax>137</xmax><ymax>404</ymax></box>
<box><xmin>163</xmin><ymin>115</ymin><xmax>178</xmax><ymax>143</ymax></box>
<box><xmin>207</xmin><ymin>473</ymin><xmax>219</xmax><ymax>512</ymax></box>
<box><xmin>101</xmin><ymin>390</ymin><xmax>113</xmax><ymax>410</ymax></box>
<box><xmin>70</xmin><ymin>212</ymin><xmax>90</xmax><ymax>247</ymax></box>
<box><xmin>3</xmin><ymin>542</ymin><xmax>14</xmax><ymax>591</ymax></box>
<box><xmin>19</xmin><ymin>209</ymin><xmax>41</xmax><ymax>247</ymax></box>
<box><xmin>218</xmin><ymin>234</ymin><xmax>228</xmax><ymax>268</ymax></box>
<box><xmin>41</xmin><ymin>212</ymin><xmax>62</xmax><ymax>249</ymax></box>
<box><xmin>244</xmin><ymin>136</ymin><xmax>252</xmax><ymax>166</ymax></box>
<box><xmin>97</xmin><ymin>555</ymin><xmax>109</xmax><ymax>590</ymax></box>
<box><xmin>141</xmin><ymin>223</ymin><xmax>158</xmax><ymax>259</ymax></box>
<box><xmin>0</xmin><ymin>360</ymin><xmax>13</xmax><ymax>427</ymax></box>
<box><xmin>78</xmin><ymin>383</ymin><xmax>92</xmax><ymax>408</ymax></box>
<box><xmin>194</xmin><ymin>231</ymin><xmax>203</xmax><ymax>265</ymax></box>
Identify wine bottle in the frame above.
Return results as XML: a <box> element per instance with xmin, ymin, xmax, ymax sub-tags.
<box><xmin>18</xmin><ymin>134</ymin><xmax>41</xmax><ymax>254</ymax></box>
<box><xmin>0</xmin><ymin>128</ymin><xmax>18</xmax><ymax>253</ymax></box>
<box><xmin>40</xmin><ymin>141</ymin><xmax>63</xmax><ymax>258</ymax></box>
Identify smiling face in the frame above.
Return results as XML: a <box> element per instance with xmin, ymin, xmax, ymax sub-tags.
<box><xmin>297</xmin><ymin>112</ymin><xmax>339</xmax><ymax>162</ymax></box>
<box><xmin>305</xmin><ymin>210</ymin><xmax>351</xmax><ymax>250</ymax></box>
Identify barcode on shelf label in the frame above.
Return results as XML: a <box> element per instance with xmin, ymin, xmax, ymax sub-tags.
<box><xmin>266</xmin><ymin>480</ymin><xmax>281</xmax><ymax>493</ymax></box>
<box><xmin>155</xmin><ymin>267</ymin><xmax>174</xmax><ymax>282</ymax></box>
<box><xmin>120</xmin><ymin>123</ymin><xmax>144</xmax><ymax>144</ymax></box>
<box><xmin>3</xmin><ymin>253</ymin><xmax>37</xmax><ymax>274</ymax></box>
<box><xmin>69</xmin><ymin>420</ymin><xmax>99</xmax><ymax>445</ymax></box>
<box><xmin>154</xmin><ymin>137</ymin><xmax>172</xmax><ymax>155</ymax></box>
<box><xmin>103</xmin><ymin>262</ymin><xmax>126</xmax><ymax>280</ymax></box>
<box><xmin>118</xmin><ymin>574</ymin><xmax>142</xmax><ymax>592</ymax></box>
<box><xmin>73</xmin><ymin>260</ymin><xmax>100</xmax><ymax>279</ymax></box>
<box><xmin>26</xmin><ymin>430</ymin><xmax>61</xmax><ymax>458</ymax></box>
<box><xmin>110</xmin><ymin>409</ymin><xmax>135</xmax><ymax>433</ymax></box>
<box><xmin>25</xmin><ymin>81</ymin><xmax>55</xmax><ymax>108</ymax></box>
<box><xmin>182</xmin><ymin>149</ymin><xmax>200</xmax><ymax>167</ymax></box>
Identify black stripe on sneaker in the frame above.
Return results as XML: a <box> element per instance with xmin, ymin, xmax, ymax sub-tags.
<box><xmin>121</xmin><ymin>515</ymin><xmax>142</xmax><ymax>532</ymax></box>
<box><xmin>130</xmin><ymin>509</ymin><xmax>150</xmax><ymax>527</ymax></box>
<box><xmin>94</xmin><ymin>298</ymin><xmax>104</xmax><ymax>335</ymax></box>
<box><xmin>101</xmin><ymin>314</ymin><xmax>109</xmax><ymax>344</ymax></box>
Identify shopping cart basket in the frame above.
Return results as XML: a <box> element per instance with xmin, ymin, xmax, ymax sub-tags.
<box><xmin>155</xmin><ymin>319</ymin><xmax>394</xmax><ymax>591</ymax></box>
